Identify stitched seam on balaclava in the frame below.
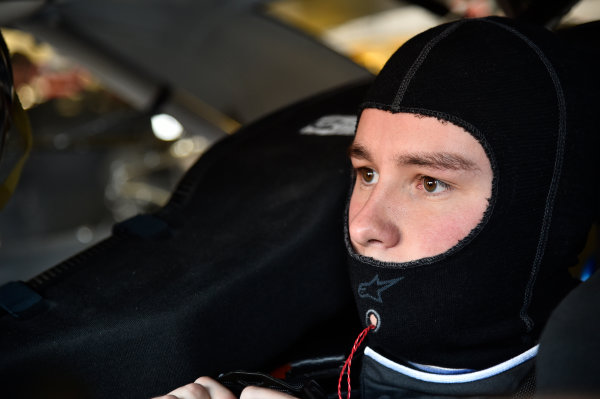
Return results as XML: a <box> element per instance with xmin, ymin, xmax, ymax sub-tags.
<box><xmin>391</xmin><ymin>20</ymin><xmax>466</xmax><ymax>111</ymax></box>
<box><xmin>485</xmin><ymin>19</ymin><xmax>567</xmax><ymax>333</ymax></box>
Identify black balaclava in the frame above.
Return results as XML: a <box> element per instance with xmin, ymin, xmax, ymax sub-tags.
<box><xmin>346</xmin><ymin>17</ymin><xmax>599</xmax><ymax>370</ymax></box>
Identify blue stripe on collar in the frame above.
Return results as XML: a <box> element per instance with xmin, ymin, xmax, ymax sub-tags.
<box><xmin>364</xmin><ymin>345</ymin><xmax>538</xmax><ymax>384</ymax></box>
<box><xmin>405</xmin><ymin>361</ymin><xmax>475</xmax><ymax>375</ymax></box>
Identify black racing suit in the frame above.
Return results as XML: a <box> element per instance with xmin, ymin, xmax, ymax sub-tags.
<box><xmin>358</xmin><ymin>346</ymin><xmax>536</xmax><ymax>399</ymax></box>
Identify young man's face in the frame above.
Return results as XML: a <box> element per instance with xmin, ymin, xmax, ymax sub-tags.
<box><xmin>348</xmin><ymin>109</ymin><xmax>493</xmax><ymax>263</ymax></box>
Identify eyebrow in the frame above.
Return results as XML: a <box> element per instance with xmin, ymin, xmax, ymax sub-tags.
<box><xmin>348</xmin><ymin>142</ymin><xmax>372</xmax><ymax>162</ymax></box>
<box><xmin>348</xmin><ymin>142</ymin><xmax>479</xmax><ymax>171</ymax></box>
<box><xmin>396</xmin><ymin>152</ymin><xmax>478</xmax><ymax>171</ymax></box>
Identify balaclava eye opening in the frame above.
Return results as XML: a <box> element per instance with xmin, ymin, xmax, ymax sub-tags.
<box><xmin>346</xmin><ymin>16</ymin><xmax>600</xmax><ymax>370</ymax></box>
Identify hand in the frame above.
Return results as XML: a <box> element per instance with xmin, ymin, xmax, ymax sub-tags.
<box><xmin>239</xmin><ymin>386</ymin><xmax>298</xmax><ymax>399</ymax></box>
<box><xmin>152</xmin><ymin>377</ymin><xmax>235</xmax><ymax>399</ymax></box>
<box><xmin>152</xmin><ymin>376</ymin><xmax>299</xmax><ymax>399</ymax></box>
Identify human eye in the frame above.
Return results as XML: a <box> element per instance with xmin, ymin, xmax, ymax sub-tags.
<box><xmin>420</xmin><ymin>175</ymin><xmax>451</xmax><ymax>194</ymax></box>
<box><xmin>356</xmin><ymin>167</ymin><xmax>379</xmax><ymax>185</ymax></box>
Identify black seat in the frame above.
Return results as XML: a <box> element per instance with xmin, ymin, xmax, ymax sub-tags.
<box><xmin>0</xmin><ymin>80</ymin><xmax>370</xmax><ymax>399</ymax></box>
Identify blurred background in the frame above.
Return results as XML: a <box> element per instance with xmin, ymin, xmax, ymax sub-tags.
<box><xmin>1</xmin><ymin>0</ymin><xmax>599</xmax><ymax>283</ymax></box>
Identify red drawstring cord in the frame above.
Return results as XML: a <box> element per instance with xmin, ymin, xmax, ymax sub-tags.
<box><xmin>338</xmin><ymin>324</ymin><xmax>375</xmax><ymax>399</ymax></box>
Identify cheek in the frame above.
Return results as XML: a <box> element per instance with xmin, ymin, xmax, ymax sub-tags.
<box><xmin>415</xmin><ymin>201</ymin><xmax>488</xmax><ymax>255</ymax></box>
<box><xmin>412</xmin><ymin>215</ymin><xmax>463</xmax><ymax>255</ymax></box>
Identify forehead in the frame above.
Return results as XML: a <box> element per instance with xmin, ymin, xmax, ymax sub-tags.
<box><xmin>353</xmin><ymin>109</ymin><xmax>489</xmax><ymax>164</ymax></box>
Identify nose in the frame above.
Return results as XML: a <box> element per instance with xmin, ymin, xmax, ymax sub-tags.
<box><xmin>349</xmin><ymin>191</ymin><xmax>401</xmax><ymax>252</ymax></box>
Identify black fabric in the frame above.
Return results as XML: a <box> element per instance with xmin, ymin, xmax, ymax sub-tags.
<box><xmin>0</xmin><ymin>281</ymin><xmax>44</xmax><ymax>317</ymax></box>
<box><xmin>346</xmin><ymin>17</ymin><xmax>600</xmax><ymax>370</ymax></box>
<box><xmin>535</xmin><ymin>267</ymin><xmax>600</xmax><ymax>396</ymax></box>
<box><xmin>217</xmin><ymin>371</ymin><xmax>326</xmax><ymax>399</ymax></box>
<box><xmin>360</xmin><ymin>354</ymin><xmax>536</xmax><ymax>399</ymax></box>
<box><xmin>0</xmin><ymin>80</ymin><xmax>370</xmax><ymax>399</ymax></box>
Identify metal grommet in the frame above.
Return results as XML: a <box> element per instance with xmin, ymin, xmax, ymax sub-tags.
<box><xmin>366</xmin><ymin>309</ymin><xmax>381</xmax><ymax>332</ymax></box>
